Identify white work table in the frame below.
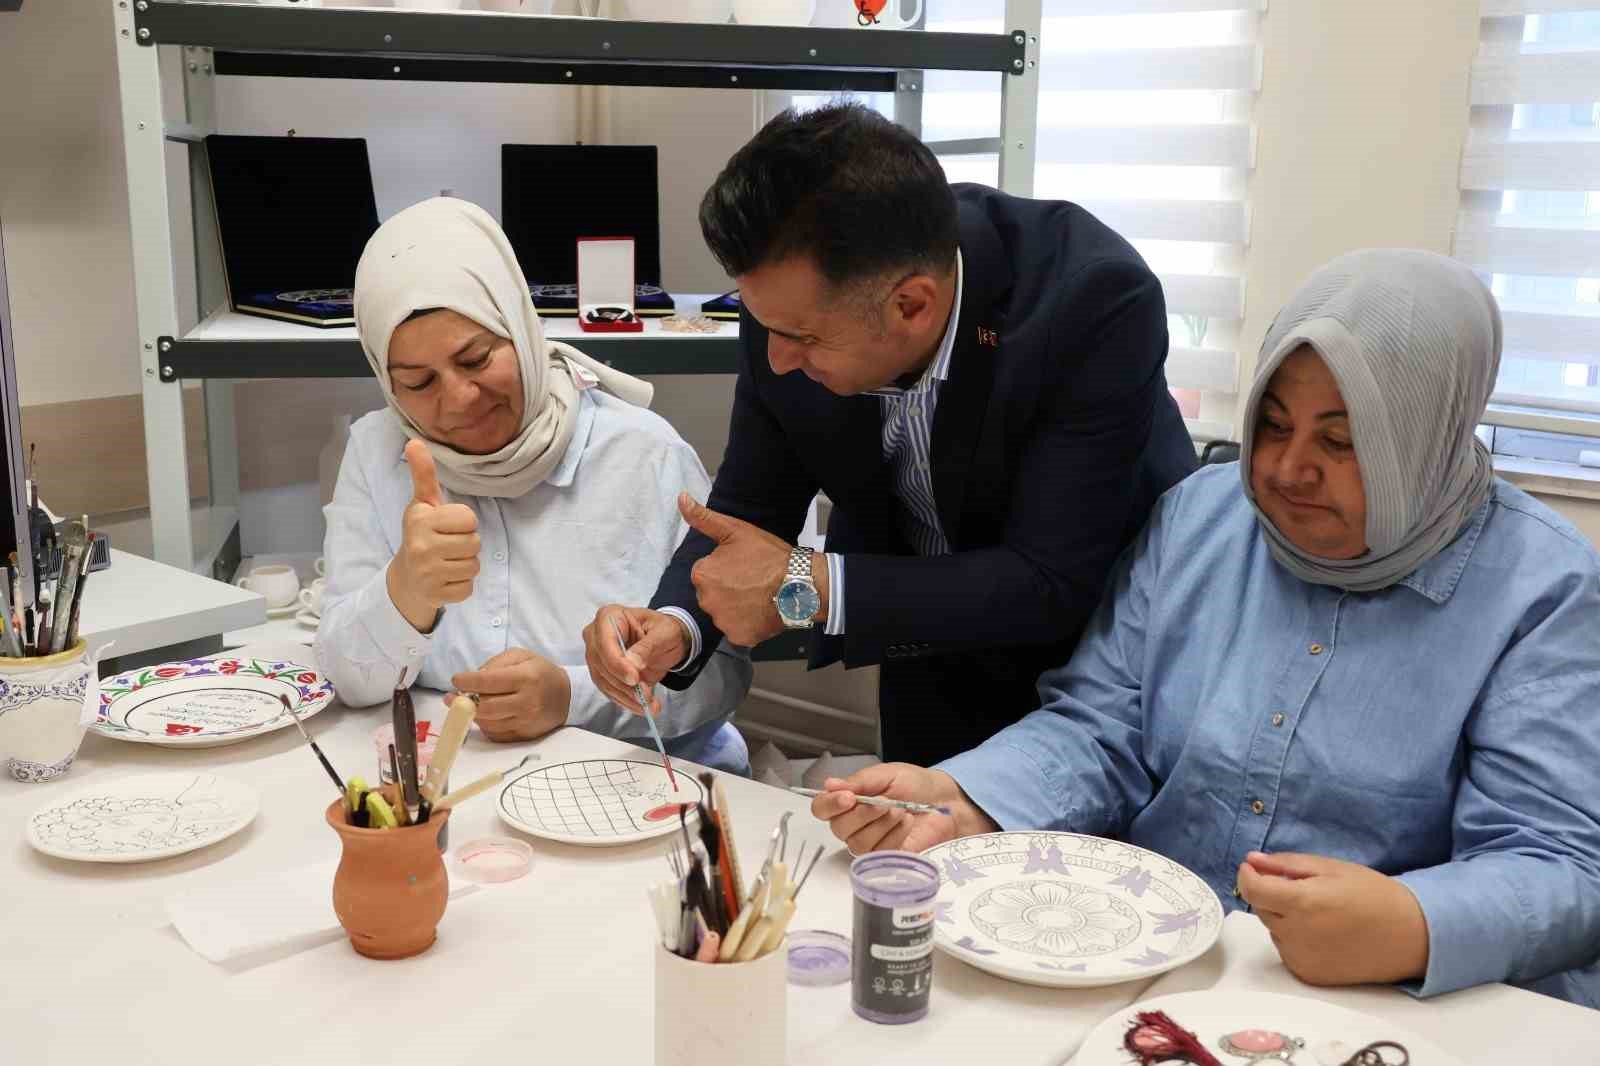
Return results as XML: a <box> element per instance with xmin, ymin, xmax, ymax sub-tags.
<box><xmin>77</xmin><ymin>548</ymin><xmax>265</xmax><ymax>660</ymax></box>
<box><xmin>4</xmin><ymin>642</ymin><xmax>1596</xmax><ymax>1064</ymax></box>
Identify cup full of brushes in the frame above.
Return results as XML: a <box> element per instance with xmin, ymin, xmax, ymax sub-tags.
<box><xmin>0</xmin><ymin>639</ymin><xmax>92</xmax><ymax>782</ymax></box>
<box><xmin>651</xmin><ymin>775</ymin><xmax>827</xmax><ymax>1066</ymax></box>
<box><xmin>326</xmin><ymin>795</ymin><xmax>452</xmax><ymax>960</ymax></box>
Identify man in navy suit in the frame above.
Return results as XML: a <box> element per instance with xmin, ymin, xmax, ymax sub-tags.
<box><xmin>584</xmin><ymin>103</ymin><xmax>1195</xmax><ymax>766</ymax></box>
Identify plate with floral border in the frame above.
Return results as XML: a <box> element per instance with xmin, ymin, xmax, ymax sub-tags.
<box><xmin>88</xmin><ymin>655</ymin><xmax>335</xmax><ymax>747</ymax></box>
<box><xmin>1075</xmin><ymin>990</ymin><xmax>1465</xmax><ymax>1066</ymax></box>
<box><xmin>922</xmin><ymin>831</ymin><xmax>1223</xmax><ymax>989</ymax></box>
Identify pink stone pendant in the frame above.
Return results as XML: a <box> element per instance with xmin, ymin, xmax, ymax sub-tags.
<box><xmin>1219</xmin><ymin>1028</ymin><xmax>1307</xmax><ymax>1063</ymax></box>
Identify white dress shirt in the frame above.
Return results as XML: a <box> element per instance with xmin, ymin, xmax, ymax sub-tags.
<box><xmin>315</xmin><ymin>389</ymin><xmax>754</xmax><ymax>772</ymax></box>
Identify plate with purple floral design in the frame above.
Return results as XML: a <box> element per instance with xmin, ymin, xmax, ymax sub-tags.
<box><xmin>922</xmin><ymin>831</ymin><xmax>1223</xmax><ymax>988</ymax></box>
<box><xmin>88</xmin><ymin>655</ymin><xmax>335</xmax><ymax>747</ymax></box>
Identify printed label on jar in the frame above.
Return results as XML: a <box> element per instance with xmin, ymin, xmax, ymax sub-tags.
<box><xmin>870</xmin><ymin>939</ymin><xmax>934</xmax><ymax>962</ymax></box>
<box><xmin>892</xmin><ymin>904</ymin><xmax>935</xmax><ymax>929</ymax></box>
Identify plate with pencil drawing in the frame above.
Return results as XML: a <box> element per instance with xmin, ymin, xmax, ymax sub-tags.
<box><xmin>88</xmin><ymin>655</ymin><xmax>334</xmax><ymax>748</ymax></box>
<box><xmin>26</xmin><ymin>771</ymin><xmax>259</xmax><ymax>863</ymax></box>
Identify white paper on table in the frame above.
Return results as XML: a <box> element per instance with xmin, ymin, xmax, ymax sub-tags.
<box><xmin>166</xmin><ymin>857</ymin><xmax>480</xmax><ymax>964</ymax></box>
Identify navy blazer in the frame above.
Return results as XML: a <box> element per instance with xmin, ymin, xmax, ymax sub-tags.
<box><xmin>653</xmin><ymin>184</ymin><xmax>1197</xmax><ymax>765</ymax></box>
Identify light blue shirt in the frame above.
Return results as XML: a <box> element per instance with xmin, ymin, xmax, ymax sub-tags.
<box><xmin>316</xmin><ymin>390</ymin><xmax>754</xmax><ymax>774</ymax></box>
<box><xmin>941</xmin><ymin>464</ymin><xmax>1600</xmax><ymax>1007</ymax></box>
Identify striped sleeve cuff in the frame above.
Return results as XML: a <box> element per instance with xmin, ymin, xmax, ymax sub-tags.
<box><xmin>658</xmin><ymin>606</ymin><xmax>702</xmax><ymax>673</ymax></box>
<box><xmin>824</xmin><ymin>553</ymin><xmax>845</xmax><ymax>636</ymax></box>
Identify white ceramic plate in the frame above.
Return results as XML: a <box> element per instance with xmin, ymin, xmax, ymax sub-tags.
<box><xmin>89</xmin><ymin>655</ymin><xmax>335</xmax><ymax>747</ymax></box>
<box><xmin>294</xmin><ymin>608</ymin><xmax>320</xmax><ymax>630</ymax></box>
<box><xmin>496</xmin><ymin>758</ymin><xmax>704</xmax><ymax>847</ymax></box>
<box><xmin>922</xmin><ymin>831</ymin><xmax>1223</xmax><ymax>988</ymax></box>
<box><xmin>26</xmin><ymin>771</ymin><xmax>259</xmax><ymax>863</ymax></box>
<box><xmin>265</xmin><ymin>601</ymin><xmax>299</xmax><ymax>619</ymax></box>
<box><xmin>1075</xmin><ymin>989</ymin><xmax>1466</xmax><ymax>1066</ymax></box>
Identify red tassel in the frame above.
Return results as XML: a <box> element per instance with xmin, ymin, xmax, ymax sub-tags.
<box><xmin>1122</xmin><ymin>1010</ymin><xmax>1226</xmax><ymax>1066</ymax></box>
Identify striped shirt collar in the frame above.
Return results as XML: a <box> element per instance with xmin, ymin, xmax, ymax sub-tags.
<box><xmin>867</xmin><ymin>249</ymin><xmax>964</xmax><ymax>398</ymax></box>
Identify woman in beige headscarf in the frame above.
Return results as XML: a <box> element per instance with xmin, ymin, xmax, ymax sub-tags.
<box><xmin>315</xmin><ymin>197</ymin><xmax>753</xmax><ymax>773</ymax></box>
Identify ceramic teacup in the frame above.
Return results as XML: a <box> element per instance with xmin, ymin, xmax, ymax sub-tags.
<box><xmin>236</xmin><ymin>564</ymin><xmax>300</xmax><ymax>609</ymax></box>
<box><xmin>299</xmin><ymin>578</ymin><xmax>327</xmax><ymax>616</ymax></box>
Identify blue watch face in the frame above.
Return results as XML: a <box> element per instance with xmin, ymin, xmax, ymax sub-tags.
<box><xmin>777</xmin><ymin>579</ymin><xmax>822</xmax><ymax>623</ymax></box>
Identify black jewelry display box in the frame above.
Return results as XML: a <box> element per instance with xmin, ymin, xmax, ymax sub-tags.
<box><xmin>206</xmin><ymin>134</ymin><xmax>380</xmax><ymax>328</ymax></box>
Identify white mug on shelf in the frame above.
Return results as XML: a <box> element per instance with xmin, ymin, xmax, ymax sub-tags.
<box><xmin>235</xmin><ymin>564</ymin><xmax>301</xmax><ymax>610</ymax></box>
<box><xmin>733</xmin><ymin>0</ymin><xmax>815</xmax><ymax>26</ymax></box>
<box><xmin>813</xmin><ymin>0</ymin><xmax>921</xmax><ymax>29</ymax></box>
<box><xmin>621</xmin><ymin>0</ymin><xmax>732</xmax><ymax>23</ymax></box>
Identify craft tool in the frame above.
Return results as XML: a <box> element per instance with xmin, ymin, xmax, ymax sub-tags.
<box><xmin>608</xmin><ymin>615</ymin><xmax>677</xmax><ymax>791</ymax></box>
<box><xmin>63</xmin><ymin>534</ymin><xmax>94</xmax><ymax>649</ymax></box>
<box><xmin>420</xmin><ymin>694</ymin><xmax>476</xmax><ymax>805</ymax></box>
<box><xmin>391</xmin><ymin>670</ymin><xmax>422</xmax><ymax>824</ymax></box>
<box><xmin>433</xmin><ymin>753</ymin><xmax>538</xmax><ymax>812</ymax></box>
<box><xmin>365</xmin><ymin>791</ymin><xmax>399</xmax><ymax>829</ymax></box>
<box><xmin>277</xmin><ymin>694</ymin><xmax>344</xmax><ymax>795</ymax></box>
<box><xmin>0</xmin><ymin>573</ymin><xmax>17</xmax><ymax>658</ymax></box>
<box><xmin>713</xmin><ymin>777</ymin><xmax>745</xmax><ymax>910</ymax></box>
<box><xmin>46</xmin><ymin>522</ymin><xmax>87</xmax><ymax>655</ymax></box>
<box><xmin>788</xmin><ymin>785</ymin><xmax>953</xmax><ymax>817</ymax></box>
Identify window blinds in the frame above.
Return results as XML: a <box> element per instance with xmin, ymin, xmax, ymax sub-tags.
<box><xmin>925</xmin><ymin>0</ymin><xmax>1261</xmax><ymax>442</ymax></box>
<box><xmin>1456</xmin><ymin>5</ymin><xmax>1600</xmax><ymax>430</ymax></box>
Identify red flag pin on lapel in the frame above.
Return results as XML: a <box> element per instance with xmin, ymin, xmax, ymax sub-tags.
<box><xmin>976</xmin><ymin>326</ymin><xmax>1000</xmax><ymax>348</ymax></box>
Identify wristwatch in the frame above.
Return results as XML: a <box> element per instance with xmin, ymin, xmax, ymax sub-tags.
<box><xmin>774</xmin><ymin>546</ymin><xmax>822</xmax><ymax>630</ymax></box>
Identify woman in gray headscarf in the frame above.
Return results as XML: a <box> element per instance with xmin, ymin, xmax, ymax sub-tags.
<box><xmin>809</xmin><ymin>250</ymin><xmax>1600</xmax><ymax>1006</ymax></box>
<box><xmin>316</xmin><ymin>198</ymin><xmax>753</xmax><ymax>773</ymax></box>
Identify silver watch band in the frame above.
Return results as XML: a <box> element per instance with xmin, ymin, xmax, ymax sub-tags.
<box><xmin>786</xmin><ymin>547</ymin><xmax>813</xmax><ymax>581</ymax></box>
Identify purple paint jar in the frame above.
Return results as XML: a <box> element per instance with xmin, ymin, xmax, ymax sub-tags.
<box><xmin>850</xmin><ymin>851</ymin><xmax>938</xmax><ymax>1025</ymax></box>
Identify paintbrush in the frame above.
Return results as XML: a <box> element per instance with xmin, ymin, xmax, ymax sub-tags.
<box><xmin>788</xmin><ymin>785</ymin><xmax>953</xmax><ymax>816</ymax></box>
<box><xmin>608</xmin><ymin>615</ymin><xmax>677</xmax><ymax>791</ymax></box>
<box><xmin>278</xmin><ymin>694</ymin><xmax>344</xmax><ymax>795</ymax></box>
<box><xmin>391</xmin><ymin>670</ymin><xmax>421</xmax><ymax>824</ymax></box>
<box><xmin>432</xmin><ymin>753</ymin><xmax>538</xmax><ymax>811</ymax></box>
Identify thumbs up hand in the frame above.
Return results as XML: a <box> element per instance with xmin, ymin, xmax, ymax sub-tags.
<box><xmin>386</xmin><ymin>439</ymin><xmax>482</xmax><ymax>632</ymax></box>
<box><xmin>680</xmin><ymin>493</ymin><xmax>826</xmax><ymax>646</ymax></box>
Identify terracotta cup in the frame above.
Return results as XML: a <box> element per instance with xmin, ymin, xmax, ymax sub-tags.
<box><xmin>326</xmin><ymin>799</ymin><xmax>452</xmax><ymax>960</ymax></box>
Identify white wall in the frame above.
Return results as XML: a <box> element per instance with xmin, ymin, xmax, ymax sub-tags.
<box><xmin>1238</xmin><ymin>0</ymin><xmax>1479</xmax><ymax>382</ymax></box>
<box><xmin>0</xmin><ymin>0</ymin><xmax>143</xmax><ymax>405</ymax></box>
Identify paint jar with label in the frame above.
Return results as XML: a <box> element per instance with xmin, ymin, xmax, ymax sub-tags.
<box><xmin>849</xmin><ymin>850</ymin><xmax>938</xmax><ymax>1024</ymax></box>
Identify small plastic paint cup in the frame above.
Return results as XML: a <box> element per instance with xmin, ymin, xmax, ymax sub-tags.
<box><xmin>452</xmin><ymin>837</ymin><xmax>533</xmax><ymax>884</ymax></box>
<box><xmin>373</xmin><ymin>721</ymin><xmax>445</xmax><ymax>847</ymax></box>
<box><xmin>849</xmin><ymin>851</ymin><xmax>938</xmax><ymax>1024</ymax></box>
<box><xmin>786</xmin><ymin>929</ymin><xmax>851</xmax><ymax>987</ymax></box>
<box><xmin>373</xmin><ymin>720</ymin><xmax>437</xmax><ymax>785</ymax></box>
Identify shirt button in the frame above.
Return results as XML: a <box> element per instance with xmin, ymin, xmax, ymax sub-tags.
<box><xmin>493</xmin><ymin>550</ymin><xmax>506</xmax><ymax>562</ymax></box>
<box><xmin>406</xmin><ymin>646</ymin><xmax>420</xmax><ymax>657</ymax></box>
<box><xmin>1271</xmin><ymin>713</ymin><xmax>1285</xmax><ymax>727</ymax></box>
<box><xmin>490</xmin><ymin>617</ymin><xmax>503</xmax><ymax>628</ymax></box>
<box><xmin>1309</xmin><ymin>643</ymin><xmax>1324</xmax><ymax>655</ymax></box>
<box><xmin>1232</xmin><ymin>885</ymin><xmax>1242</xmax><ymax>899</ymax></box>
<box><xmin>1250</xmin><ymin>799</ymin><xmax>1266</xmax><ymax>815</ymax></box>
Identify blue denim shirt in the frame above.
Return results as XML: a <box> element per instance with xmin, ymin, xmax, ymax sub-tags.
<box><xmin>941</xmin><ymin>464</ymin><xmax>1600</xmax><ymax>1006</ymax></box>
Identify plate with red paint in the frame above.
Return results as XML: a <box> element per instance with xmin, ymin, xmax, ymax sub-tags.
<box><xmin>1076</xmin><ymin>990</ymin><xmax>1465</xmax><ymax>1066</ymax></box>
<box><xmin>494</xmin><ymin>758</ymin><xmax>703</xmax><ymax>847</ymax></box>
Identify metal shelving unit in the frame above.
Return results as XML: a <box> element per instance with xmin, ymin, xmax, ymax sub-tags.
<box><xmin>113</xmin><ymin>0</ymin><xmax>1041</xmax><ymax>572</ymax></box>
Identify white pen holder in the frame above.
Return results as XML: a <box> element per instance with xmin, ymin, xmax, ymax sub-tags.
<box><xmin>0</xmin><ymin>640</ymin><xmax>92</xmax><ymax>782</ymax></box>
<box><xmin>655</xmin><ymin>941</ymin><xmax>787</xmax><ymax>1066</ymax></box>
